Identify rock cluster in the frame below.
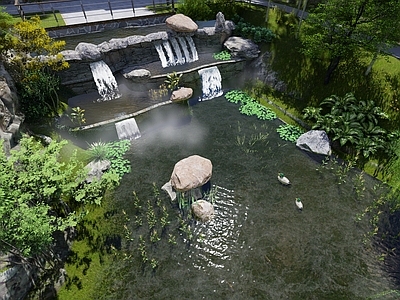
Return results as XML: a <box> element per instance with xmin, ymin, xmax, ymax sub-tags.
<box><xmin>0</xmin><ymin>63</ymin><xmax>24</xmax><ymax>155</ymax></box>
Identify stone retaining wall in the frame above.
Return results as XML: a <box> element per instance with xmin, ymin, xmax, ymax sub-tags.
<box><xmin>46</xmin><ymin>13</ymin><xmax>173</xmax><ymax>38</ymax></box>
<box><xmin>57</xmin><ymin>25</ymin><xmax>226</xmax><ymax>94</ymax></box>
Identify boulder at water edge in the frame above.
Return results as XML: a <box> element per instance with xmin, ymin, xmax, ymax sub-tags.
<box><xmin>224</xmin><ymin>36</ymin><xmax>260</xmax><ymax>59</ymax></box>
<box><xmin>166</xmin><ymin>14</ymin><xmax>198</xmax><ymax>33</ymax></box>
<box><xmin>85</xmin><ymin>159</ymin><xmax>111</xmax><ymax>183</ymax></box>
<box><xmin>170</xmin><ymin>87</ymin><xmax>193</xmax><ymax>102</ymax></box>
<box><xmin>191</xmin><ymin>200</ymin><xmax>215</xmax><ymax>222</ymax></box>
<box><xmin>296</xmin><ymin>130</ymin><xmax>332</xmax><ymax>156</ymax></box>
<box><xmin>170</xmin><ymin>155</ymin><xmax>212</xmax><ymax>192</ymax></box>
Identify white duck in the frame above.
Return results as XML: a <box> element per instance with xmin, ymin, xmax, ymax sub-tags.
<box><xmin>278</xmin><ymin>173</ymin><xmax>291</xmax><ymax>185</ymax></box>
<box><xmin>295</xmin><ymin>198</ymin><xmax>303</xmax><ymax>210</ymax></box>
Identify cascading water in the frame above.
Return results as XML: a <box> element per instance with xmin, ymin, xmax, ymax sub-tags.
<box><xmin>89</xmin><ymin>60</ymin><xmax>121</xmax><ymax>102</ymax></box>
<box><xmin>115</xmin><ymin>118</ymin><xmax>141</xmax><ymax>140</ymax></box>
<box><xmin>154</xmin><ymin>36</ymin><xmax>199</xmax><ymax>68</ymax></box>
<box><xmin>198</xmin><ymin>66</ymin><xmax>223</xmax><ymax>101</ymax></box>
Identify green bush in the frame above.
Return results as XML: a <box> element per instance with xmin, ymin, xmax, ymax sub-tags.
<box><xmin>232</xmin><ymin>15</ymin><xmax>276</xmax><ymax>43</ymax></box>
<box><xmin>176</xmin><ymin>0</ymin><xmax>213</xmax><ymax>21</ymax></box>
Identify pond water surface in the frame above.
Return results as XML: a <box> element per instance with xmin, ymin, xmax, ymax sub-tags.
<box><xmin>85</xmin><ymin>96</ymin><xmax>398</xmax><ymax>299</ymax></box>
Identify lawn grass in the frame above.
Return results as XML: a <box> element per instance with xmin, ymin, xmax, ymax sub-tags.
<box><xmin>11</xmin><ymin>11</ymin><xmax>65</xmax><ymax>28</ymax></box>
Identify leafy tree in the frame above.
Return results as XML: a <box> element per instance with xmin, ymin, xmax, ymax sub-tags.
<box><xmin>0</xmin><ymin>137</ymin><xmax>119</xmax><ymax>262</ymax></box>
<box><xmin>1</xmin><ymin>16</ymin><xmax>69</xmax><ymax>120</ymax></box>
<box><xmin>300</xmin><ymin>0</ymin><xmax>400</xmax><ymax>84</ymax></box>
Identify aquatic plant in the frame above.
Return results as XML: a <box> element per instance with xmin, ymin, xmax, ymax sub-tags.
<box><xmin>225</xmin><ymin>89</ymin><xmax>253</xmax><ymax>104</ymax></box>
<box><xmin>146</xmin><ymin>200</ymin><xmax>157</xmax><ymax>229</ymax></box>
<box><xmin>239</xmin><ymin>101</ymin><xmax>277</xmax><ymax>120</ymax></box>
<box><xmin>276</xmin><ymin>124</ymin><xmax>304</xmax><ymax>142</ymax></box>
<box><xmin>226</xmin><ymin>90</ymin><xmax>276</xmax><ymax>120</ymax></box>
<box><xmin>87</xmin><ymin>141</ymin><xmax>108</xmax><ymax>161</ymax></box>
<box><xmin>213</xmin><ymin>50</ymin><xmax>232</xmax><ymax>61</ymax></box>
<box><xmin>168</xmin><ymin>234</ymin><xmax>177</xmax><ymax>245</ymax></box>
<box><xmin>165</xmin><ymin>71</ymin><xmax>182</xmax><ymax>91</ymax></box>
<box><xmin>69</xmin><ymin>106</ymin><xmax>86</xmax><ymax>126</ymax></box>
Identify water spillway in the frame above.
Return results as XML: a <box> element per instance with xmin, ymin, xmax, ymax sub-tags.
<box><xmin>89</xmin><ymin>60</ymin><xmax>121</xmax><ymax>101</ymax></box>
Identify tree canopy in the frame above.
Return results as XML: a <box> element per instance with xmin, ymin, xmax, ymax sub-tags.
<box><xmin>301</xmin><ymin>0</ymin><xmax>400</xmax><ymax>84</ymax></box>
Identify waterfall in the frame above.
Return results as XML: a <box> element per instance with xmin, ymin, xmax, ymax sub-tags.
<box><xmin>154</xmin><ymin>43</ymin><xmax>169</xmax><ymax>68</ymax></box>
<box><xmin>186</xmin><ymin>36</ymin><xmax>198</xmax><ymax>62</ymax></box>
<box><xmin>169</xmin><ymin>37</ymin><xmax>185</xmax><ymax>65</ymax></box>
<box><xmin>115</xmin><ymin>118</ymin><xmax>141</xmax><ymax>140</ymax></box>
<box><xmin>89</xmin><ymin>60</ymin><xmax>121</xmax><ymax>102</ymax></box>
<box><xmin>154</xmin><ymin>36</ymin><xmax>198</xmax><ymax>68</ymax></box>
<box><xmin>198</xmin><ymin>66</ymin><xmax>223</xmax><ymax>101</ymax></box>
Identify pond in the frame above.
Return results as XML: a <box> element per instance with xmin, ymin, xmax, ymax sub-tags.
<box><xmin>60</xmin><ymin>95</ymin><xmax>398</xmax><ymax>299</ymax></box>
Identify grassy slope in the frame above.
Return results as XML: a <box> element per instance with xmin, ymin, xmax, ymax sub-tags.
<box><xmin>11</xmin><ymin>11</ymin><xmax>65</xmax><ymax>28</ymax></box>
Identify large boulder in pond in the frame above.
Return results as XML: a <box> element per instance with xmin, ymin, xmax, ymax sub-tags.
<box><xmin>170</xmin><ymin>87</ymin><xmax>193</xmax><ymax>102</ymax></box>
<box><xmin>170</xmin><ymin>155</ymin><xmax>212</xmax><ymax>192</ymax></box>
<box><xmin>296</xmin><ymin>130</ymin><xmax>331</xmax><ymax>156</ymax></box>
<box><xmin>191</xmin><ymin>200</ymin><xmax>215</xmax><ymax>222</ymax></box>
<box><xmin>166</xmin><ymin>14</ymin><xmax>198</xmax><ymax>33</ymax></box>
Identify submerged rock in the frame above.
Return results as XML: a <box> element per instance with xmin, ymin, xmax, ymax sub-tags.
<box><xmin>191</xmin><ymin>200</ymin><xmax>215</xmax><ymax>222</ymax></box>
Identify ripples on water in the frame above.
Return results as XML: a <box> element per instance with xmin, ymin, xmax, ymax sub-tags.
<box><xmin>191</xmin><ymin>185</ymin><xmax>248</xmax><ymax>270</ymax></box>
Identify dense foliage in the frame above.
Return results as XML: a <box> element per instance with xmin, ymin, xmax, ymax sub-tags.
<box><xmin>0</xmin><ymin>137</ymin><xmax>120</xmax><ymax>260</ymax></box>
<box><xmin>1</xmin><ymin>15</ymin><xmax>68</xmax><ymax>121</ymax></box>
<box><xmin>303</xmin><ymin>93</ymin><xmax>399</xmax><ymax>160</ymax></box>
<box><xmin>232</xmin><ymin>15</ymin><xmax>276</xmax><ymax>43</ymax></box>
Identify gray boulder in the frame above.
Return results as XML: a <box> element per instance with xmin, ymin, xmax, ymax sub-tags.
<box><xmin>215</xmin><ymin>12</ymin><xmax>235</xmax><ymax>35</ymax></box>
<box><xmin>170</xmin><ymin>155</ymin><xmax>212</xmax><ymax>192</ymax></box>
<box><xmin>170</xmin><ymin>87</ymin><xmax>193</xmax><ymax>102</ymax></box>
<box><xmin>166</xmin><ymin>14</ymin><xmax>198</xmax><ymax>33</ymax></box>
<box><xmin>162</xmin><ymin>181</ymin><xmax>176</xmax><ymax>201</ymax></box>
<box><xmin>224</xmin><ymin>36</ymin><xmax>260</xmax><ymax>59</ymax></box>
<box><xmin>85</xmin><ymin>159</ymin><xmax>111</xmax><ymax>183</ymax></box>
<box><xmin>191</xmin><ymin>200</ymin><xmax>215</xmax><ymax>222</ymax></box>
<box><xmin>123</xmin><ymin>68</ymin><xmax>151</xmax><ymax>80</ymax></box>
<box><xmin>75</xmin><ymin>42</ymin><xmax>101</xmax><ymax>61</ymax></box>
<box><xmin>296</xmin><ymin>130</ymin><xmax>332</xmax><ymax>155</ymax></box>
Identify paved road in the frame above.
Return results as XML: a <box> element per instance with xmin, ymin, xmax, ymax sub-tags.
<box><xmin>3</xmin><ymin>0</ymin><xmax>400</xmax><ymax>58</ymax></box>
<box><xmin>3</xmin><ymin>0</ymin><xmax>164</xmax><ymax>25</ymax></box>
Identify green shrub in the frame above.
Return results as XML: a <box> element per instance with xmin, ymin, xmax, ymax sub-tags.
<box><xmin>232</xmin><ymin>15</ymin><xmax>276</xmax><ymax>43</ymax></box>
